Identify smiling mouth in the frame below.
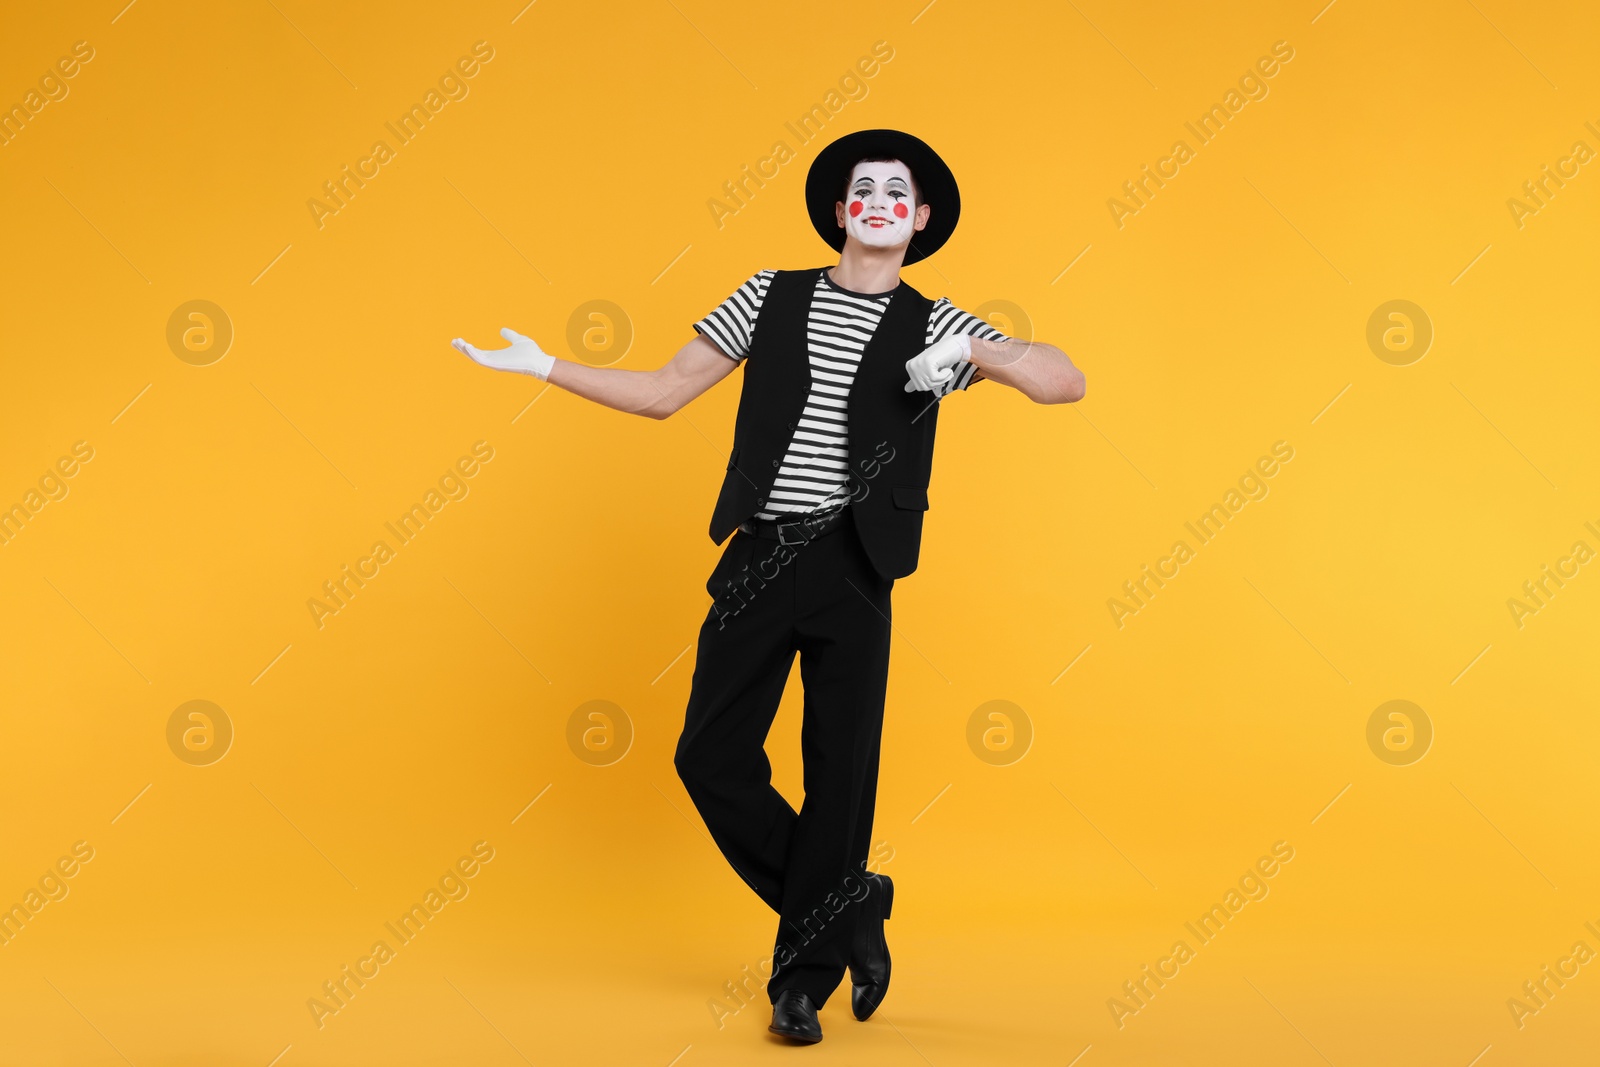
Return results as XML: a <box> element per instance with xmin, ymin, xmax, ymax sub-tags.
<box><xmin>864</xmin><ymin>216</ymin><xmax>891</xmax><ymax>225</ymax></box>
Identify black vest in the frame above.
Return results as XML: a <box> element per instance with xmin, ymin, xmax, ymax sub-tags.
<box><xmin>708</xmin><ymin>266</ymin><xmax>940</xmax><ymax>580</ymax></box>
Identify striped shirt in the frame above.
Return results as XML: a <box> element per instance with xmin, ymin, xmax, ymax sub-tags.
<box><xmin>694</xmin><ymin>269</ymin><xmax>1011</xmax><ymax>521</ymax></box>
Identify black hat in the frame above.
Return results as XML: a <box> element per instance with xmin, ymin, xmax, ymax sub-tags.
<box><xmin>804</xmin><ymin>129</ymin><xmax>960</xmax><ymax>266</ymax></box>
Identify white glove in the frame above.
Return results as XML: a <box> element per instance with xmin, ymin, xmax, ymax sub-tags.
<box><xmin>452</xmin><ymin>328</ymin><xmax>557</xmax><ymax>381</ymax></box>
<box><xmin>904</xmin><ymin>333</ymin><xmax>971</xmax><ymax>393</ymax></box>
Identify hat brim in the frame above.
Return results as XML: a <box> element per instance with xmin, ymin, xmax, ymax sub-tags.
<box><xmin>804</xmin><ymin>129</ymin><xmax>960</xmax><ymax>266</ymax></box>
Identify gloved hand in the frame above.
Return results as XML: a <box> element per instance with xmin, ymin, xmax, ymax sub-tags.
<box><xmin>452</xmin><ymin>328</ymin><xmax>557</xmax><ymax>381</ymax></box>
<box><xmin>904</xmin><ymin>333</ymin><xmax>971</xmax><ymax>392</ymax></box>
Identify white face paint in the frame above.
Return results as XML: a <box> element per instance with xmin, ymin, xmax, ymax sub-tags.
<box><xmin>839</xmin><ymin>160</ymin><xmax>923</xmax><ymax>253</ymax></box>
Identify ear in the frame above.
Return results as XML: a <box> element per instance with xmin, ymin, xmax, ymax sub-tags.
<box><xmin>835</xmin><ymin>201</ymin><xmax>847</xmax><ymax>229</ymax></box>
<box><xmin>913</xmin><ymin>202</ymin><xmax>932</xmax><ymax>232</ymax></box>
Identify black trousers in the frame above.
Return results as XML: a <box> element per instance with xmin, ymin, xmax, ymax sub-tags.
<box><xmin>673</xmin><ymin>505</ymin><xmax>894</xmax><ymax>1009</ymax></box>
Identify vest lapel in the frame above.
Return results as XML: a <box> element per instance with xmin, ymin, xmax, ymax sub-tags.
<box><xmin>851</xmin><ymin>274</ymin><xmax>926</xmax><ymax>424</ymax></box>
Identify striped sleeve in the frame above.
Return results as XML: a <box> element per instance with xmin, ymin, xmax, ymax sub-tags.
<box><xmin>927</xmin><ymin>297</ymin><xmax>1013</xmax><ymax>396</ymax></box>
<box><xmin>692</xmin><ymin>270</ymin><xmax>774</xmax><ymax>362</ymax></box>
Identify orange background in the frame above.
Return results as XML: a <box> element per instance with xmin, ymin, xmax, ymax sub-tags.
<box><xmin>2</xmin><ymin>0</ymin><xmax>1598</xmax><ymax>1063</ymax></box>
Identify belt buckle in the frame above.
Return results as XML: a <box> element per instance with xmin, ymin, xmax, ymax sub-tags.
<box><xmin>780</xmin><ymin>508</ymin><xmax>839</xmax><ymax>546</ymax></box>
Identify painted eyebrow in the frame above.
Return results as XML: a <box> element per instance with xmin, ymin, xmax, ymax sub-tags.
<box><xmin>852</xmin><ymin>176</ymin><xmax>909</xmax><ymax>187</ymax></box>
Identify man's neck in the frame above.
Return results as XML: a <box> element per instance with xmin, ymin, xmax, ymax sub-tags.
<box><xmin>828</xmin><ymin>243</ymin><xmax>907</xmax><ymax>295</ymax></box>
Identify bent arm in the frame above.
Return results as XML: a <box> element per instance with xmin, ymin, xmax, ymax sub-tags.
<box><xmin>966</xmin><ymin>337</ymin><xmax>1086</xmax><ymax>404</ymax></box>
<box><xmin>547</xmin><ymin>334</ymin><xmax>738</xmax><ymax>420</ymax></box>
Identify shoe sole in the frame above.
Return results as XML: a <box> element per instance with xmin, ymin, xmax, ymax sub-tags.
<box><xmin>769</xmin><ymin>1024</ymin><xmax>822</xmax><ymax>1044</ymax></box>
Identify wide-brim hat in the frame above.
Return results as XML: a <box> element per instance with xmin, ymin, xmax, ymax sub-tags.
<box><xmin>804</xmin><ymin>129</ymin><xmax>960</xmax><ymax>266</ymax></box>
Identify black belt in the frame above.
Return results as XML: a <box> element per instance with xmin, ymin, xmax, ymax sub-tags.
<box><xmin>738</xmin><ymin>505</ymin><xmax>849</xmax><ymax>545</ymax></box>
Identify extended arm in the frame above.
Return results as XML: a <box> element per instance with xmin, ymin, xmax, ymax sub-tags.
<box><xmin>451</xmin><ymin>329</ymin><xmax>737</xmax><ymax>420</ymax></box>
<box><xmin>547</xmin><ymin>335</ymin><xmax>738</xmax><ymax>419</ymax></box>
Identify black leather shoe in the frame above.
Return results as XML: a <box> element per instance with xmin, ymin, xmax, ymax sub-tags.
<box><xmin>849</xmin><ymin>872</ymin><xmax>894</xmax><ymax>1020</ymax></box>
<box><xmin>769</xmin><ymin>989</ymin><xmax>822</xmax><ymax>1043</ymax></box>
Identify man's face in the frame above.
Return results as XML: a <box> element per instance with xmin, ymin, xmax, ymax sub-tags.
<box><xmin>835</xmin><ymin>160</ymin><xmax>930</xmax><ymax>255</ymax></box>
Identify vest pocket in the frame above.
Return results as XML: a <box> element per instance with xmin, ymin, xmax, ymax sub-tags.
<box><xmin>891</xmin><ymin>485</ymin><xmax>929</xmax><ymax>510</ymax></box>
